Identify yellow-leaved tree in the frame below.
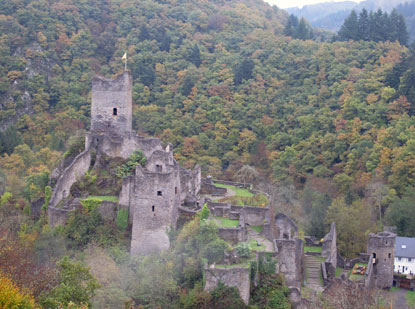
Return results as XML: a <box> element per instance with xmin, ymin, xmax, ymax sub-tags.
<box><xmin>0</xmin><ymin>273</ymin><xmax>38</xmax><ymax>308</ymax></box>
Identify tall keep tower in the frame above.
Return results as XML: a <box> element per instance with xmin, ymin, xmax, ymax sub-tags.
<box><xmin>91</xmin><ymin>71</ymin><xmax>132</xmax><ymax>135</ymax></box>
<box><xmin>367</xmin><ymin>231</ymin><xmax>396</xmax><ymax>289</ymax></box>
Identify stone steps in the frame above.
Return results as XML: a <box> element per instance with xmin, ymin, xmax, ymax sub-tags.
<box><xmin>305</xmin><ymin>255</ymin><xmax>324</xmax><ymax>291</ymax></box>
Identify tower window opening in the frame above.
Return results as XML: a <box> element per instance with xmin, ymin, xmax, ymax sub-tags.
<box><xmin>113</xmin><ymin>108</ymin><xmax>118</xmax><ymax>115</ymax></box>
<box><xmin>175</xmin><ymin>187</ymin><xmax>178</xmax><ymax>194</ymax></box>
<box><xmin>157</xmin><ymin>191</ymin><xmax>162</xmax><ymax>196</ymax></box>
<box><xmin>152</xmin><ymin>205</ymin><xmax>155</xmax><ymax>212</ymax></box>
<box><xmin>156</xmin><ymin>164</ymin><xmax>163</xmax><ymax>172</ymax></box>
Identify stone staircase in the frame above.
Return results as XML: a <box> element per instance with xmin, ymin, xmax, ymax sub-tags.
<box><xmin>305</xmin><ymin>254</ymin><xmax>324</xmax><ymax>291</ymax></box>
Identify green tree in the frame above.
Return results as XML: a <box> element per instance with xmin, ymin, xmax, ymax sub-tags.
<box><xmin>234</xmin><ymin>57</ymin><xmax>255</xmax><ymax>85</ymax></box>
<box><xmin>326</xmin><ymin>199</ymin><xmax>377</xmax><ymax>257</ymax></box>
<box><xmin>199</xmin><ymin>203</ymin><xmax>210</xmax><ymax>220</ymax></box>
<box><xmin>188</xmin><ymin>44</ymin><xmax>201</xmax><ymax>67</ymax></box>
<box><xmin>284</xmin><ymin>14</ymin><xmax>298</xmax><ymax>37</ymax></box>
<box><xmin>296</xmin><ymin>18</ymin><xmax>312</xmax><ymax>40</ymax></box>
<box><xmin>338</xmin><ymin>10</ymin><xmax>359</xmax><ymax>41</ymax></box>
<box><xmin>385</xmin><ymin>187</ymin><xmax>415</xmax><ymax>237</ymax></box>
<box><xmin>358</xmin><ymin>9</ymin><xmax>370</xmax><ymax>41</ymax></box>
<box><xmin>40</xmin><ymin>256</ymin><xmax>100</xmax><ymax>308</ymax></box>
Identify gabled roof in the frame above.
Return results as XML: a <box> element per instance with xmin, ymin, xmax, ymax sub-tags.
<box><xmin>395</xmin><ymin>237</ymin><xmax>415</xmax><ymax>258</ymax></box>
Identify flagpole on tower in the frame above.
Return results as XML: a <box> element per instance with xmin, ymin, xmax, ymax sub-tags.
<box><xmin>122</xmin><ymin>52</ymin><xmax>127</xmax><ymax>71</ymax></box>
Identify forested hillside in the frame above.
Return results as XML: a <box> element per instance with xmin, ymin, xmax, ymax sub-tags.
<box><xmin>2</xmin><ymin>0</ymin><xmax>415</xmax><ymax>238</ymax></box>
<box><xmin>2</xmin><ymin>0</ymin><xmax>415</xmax><ymax>306</ymax></box>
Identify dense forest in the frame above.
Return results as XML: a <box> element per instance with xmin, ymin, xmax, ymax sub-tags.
<box><xmin>2</xmin><ymin>0</ymin><xmax>415</xmax><ymax>307</ymax></box>
<box><xmin>288</xmin><ymin>0</ymin><xmax>415</xmax><ymax>42</ymax></box>
<box><xmin>336</xmin><ymin>8</ymin><xmax>408</xmax><ymax>44</ymax></box>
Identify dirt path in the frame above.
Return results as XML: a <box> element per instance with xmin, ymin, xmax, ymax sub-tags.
<box><xmin>389</xmin><ymin>288</ymin><xmax>409</xmax><ymax>309</ymax></box>
<box><xmin>247</xmin><ymin>227</ymin><xmax>274</xmax><ymax>252</ymax></box>
<box><xmin>224</xmin><ymin>187</ymin><xmax>236</xmax><ymax>198</ymax></box>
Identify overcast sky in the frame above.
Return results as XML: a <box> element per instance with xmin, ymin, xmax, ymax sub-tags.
<box><xmin>265</xmin><ymin>0</ymin><xmax>363</xmax><ymax>9</ymax></box>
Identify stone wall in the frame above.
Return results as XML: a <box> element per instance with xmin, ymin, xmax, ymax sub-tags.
<box><xmin>275</xmin><ymin>238</ymin><xmax>304</xmax><ymax>289</ymax></box>
<box><xmin>365</xmin><ymin>256</ymin><xmax>375</xmax><ymax>289</ymax></box>
<box><xmin>119</xmin><ymin>176</ymin><xmax>133</xmax><ymax>222</ymax></box>
<box><xmin>91</xmin><ymin>72</ymin><xmax>132</xmax><ymax>135</ymax></box>
<box><xmin>87</xmin><ymin>132</ymin><xmax>164</xmax><ymax>160</ymax></box>
<box><xmin>275</xmin><ymin>213</ymin><xmax>298</xmax><ymax>240</ymax></box>
<box><xmin>237</xmin><ymin>206</ymin><xmax>269</xmax><ymax>226</ymax></box>
<box><xmin>48</xmin><ymin>144</ymin><xmax>92</xmax><ymax>227</ymax></box>
<box><xmin>200</xmin><ymin>178</ymin><xmax>227</xmax><ymax>195</ymax></box>
<box><xmin>214</xmin><ymin>180</ymin><xmax>251</xmax><ymax>189</ymax></box>
<box><xmin>322</xmin><ymin>222</ymin><xmax>337</xmax><ymax>269</ymax></box>
<box><xmin>48</xmin><ymin>207</ymin><xmax>73</xmax><ymax>227</ymax></box>
<box><xmin>98</xmin><ymin>201</ymin><xmax>118</xmax><ymax>223</ymax></box>
<box><xmin>218</xmin><ymin>227</ymin><xmax>248</xmax><ymax>245</ymax></box>
<box><xmin>204</xmin><ymin>266</ymin><xmax>251</xmax><ymax>305</ymax></box>
<box><xmin>207</xmin><ymin>201</ymin><xmax>269</xmax><ymax>228</ymax></box>
<box><xmin>180</xmin><ymin>165</ymin><xmax>201</xmax><ymax>204</ymax></box>
<box><xmin>208</xmin><ymin>202</ymin><xmax>231</xmax><ymax>217</ymax></box>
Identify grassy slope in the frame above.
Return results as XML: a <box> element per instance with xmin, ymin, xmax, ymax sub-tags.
<box><xmin>87</xmin><ymin>196</ymin><xmax>119</xmax><ymax>202</ymax></box>
<box><xmin>214</xmin><ymin>217</ymin><xmax>239</xmax><ymax>228</ymax></box>
<box><xmin>214</xmin><ymin>183</ymin><xmax>254</xmax><ymax>197</ymax></box>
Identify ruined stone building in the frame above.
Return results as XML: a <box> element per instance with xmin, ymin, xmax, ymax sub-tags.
<box><xmin>48</xmin><ymin>71</ymin><xmax>201</xmax><ymax>255</ymax></box>
<box><xmin>365</xmin><ymin>231</ymin><xmax>396</xmax><ymax>289</ymax></box>
<box><xmin>274</xmin><ymin>213</ymin><xmax>304</xmax><ymax>291</ymax></box>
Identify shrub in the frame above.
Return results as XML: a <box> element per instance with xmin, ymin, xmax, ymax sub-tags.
<box><xmin>199</xmin><ymin>203</ymin><xmax>210</xmax><ymax>220</ymax></box>
<box><xmin>209</xmin><ymin>282</ymin><xmax>246</xmax><ymax>309</ymax></box>
<box><xmin>202</xmin><ymin>239</ymin><xmax>228</xmax><ymax>264</ymax></box>
<box><xmin>116</xmin><ymin>150</ymin><xmax>147</xmax><ymax>178</ymax></box>
<box><xmin>250</xmin><ymin>273</ymin><xmax>290</xmax><ymax>308</ymax></box>
<box><xmin>235</xmin><ymin>243</ymin><xmax>251</xmax><ymax>258</ymax></box>
<box><xmin>80</xmin><ymin>197</ymin><xmax>102</xmax><ymax>212</ymax></box>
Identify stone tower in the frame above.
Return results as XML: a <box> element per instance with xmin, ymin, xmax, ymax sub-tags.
<box><xmin>367</xmin><ymin>231</ymin><xmax>396</xmax><ymax>289</ymax></box>
<box><xmin>91</xmin><ymin>71</ymin><xmax>132</xmax><ymax>135</ymax></box>
<box><xmin>128</xmin><ymin>150</ymin><xmax>182</xmax><ymax>255</ymax></box>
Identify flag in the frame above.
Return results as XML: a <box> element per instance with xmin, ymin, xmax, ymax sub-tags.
<box><xmin>122</xmin><ymin>52</ymin><xmax>127</xmax><ymax>61</ymax></box>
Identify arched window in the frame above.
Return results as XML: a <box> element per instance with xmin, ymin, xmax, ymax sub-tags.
<box><xmin>113</xmin><ymin>108</ymin><xmax>118</xmax><ymax>115</ymax></box>
<box><xmin>152</xmin><ymin>206</ymin><xmax>155</xmax><ymax>212</ymax></box>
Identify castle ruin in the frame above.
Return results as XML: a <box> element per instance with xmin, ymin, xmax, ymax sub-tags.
<box><xmin>48</xmin><ymin>71</ymin><xmax>201</xmax><ymax>255</ymax></box>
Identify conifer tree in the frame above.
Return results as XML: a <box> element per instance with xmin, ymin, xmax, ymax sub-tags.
<box><xmin>397</xmin><ymin>14</ymin><xmax>409</xmax><ymax>45</ymax></box>
<box><xmin>284</xmin><ymin>14</ymin><xmax>298</xmax><ymax>37</ymax></box>
<box><xmin>296</xmin><ymin>18</ymin><xmax>310</xmax><ymax>40</ymax></box>
<box><xmin>358</xmin><ymin>9</ymin><xmax>370</xmax><ymax>41</ymax></box>
<box><xmin>338</xmin><ymin>10</ymin><xmax>359</xmax><ymax>41</ymax></box>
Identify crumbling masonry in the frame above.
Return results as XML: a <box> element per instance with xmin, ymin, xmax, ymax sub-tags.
<box><xmin>48</xmin><ymin>71</ymin><xmax>201</xmax><ymax>255</ymax></box>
